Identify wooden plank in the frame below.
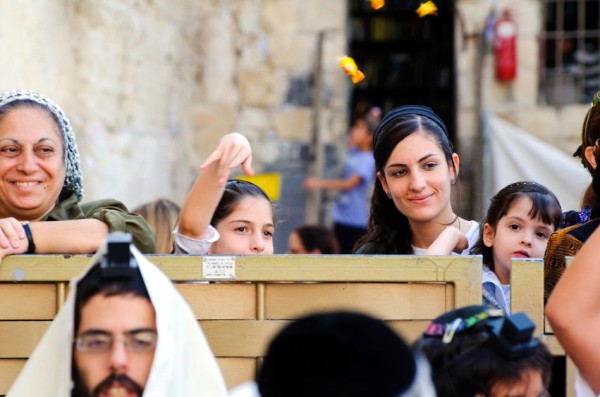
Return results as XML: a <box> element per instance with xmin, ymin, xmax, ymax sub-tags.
<box><xmin>217</xmin><ymin>357</ymin><xmax>256</xmax><ymax>389</ymax></box>
<box><xmin>175</xmin><ymin>283</ymin><xmax>256</xmax><ymax>320</ymax></box>
<box><xmin>0</xmin><ymin>285</ymin><xmax>56</xmax><ymax>320</ymax></box>
<box><xmin>511</xmin><ymin>259</ymin><xmax>544</xmax><ymax>337</ymax></box>
<box><xmin>264</xmin><ymin>283</ymin><xmax>447</xmax><ymax>320</ymax></box>
<box><xmin>387</xmin><ymin>320</ymin><xmax>430</xmax><ymax>343</ymax></box>
<box><xmin>0</xmin><ymin>255</ymin><xmax>484</xmax><ymax>284</ymax></box>
<box><xmin>0</xmin><ymin>359</ymin><xmax>25</xmax><ymax>395</ymax></box>
<box><xmin>0</xmin><ymin>322</ymin><xmax>51</xmax><ymax>357</ymax></box>
<box><xmin>201</xmin><ymin>320</ymin><xmax>288</xmax><ymax>357</ymax></box>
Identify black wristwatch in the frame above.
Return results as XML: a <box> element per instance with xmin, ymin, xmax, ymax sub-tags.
<box><xmin>21</xmin><ymin>221</ymin><xmax>36</xmax><ymax>254</ymax></box>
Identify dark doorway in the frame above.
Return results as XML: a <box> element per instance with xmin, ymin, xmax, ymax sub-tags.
<box><xmin>348</xmin><ymin>0</ymin><xmax>456</xmax><ymax>144</ymax></box>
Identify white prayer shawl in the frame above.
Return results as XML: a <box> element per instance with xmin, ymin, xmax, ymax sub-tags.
<box><xmin>7</xmin><ymin>244</ymin><xmax>228</xmax><ymax>397</ymax></box>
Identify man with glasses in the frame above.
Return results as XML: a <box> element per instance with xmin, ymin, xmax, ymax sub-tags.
<box><xmin>8</xmin><ymin>234</ymin><xmax>228</xmax><ymax>397</ymax></box>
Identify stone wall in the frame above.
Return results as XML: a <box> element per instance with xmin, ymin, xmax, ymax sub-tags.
<box><xmin>0</xmin><ymin>0</ymin><xmax>348</xmax><ymax>211</ymax></box>
<box><xmin>456</xmin><ymin>0</ymin><xmax>589</xmax><ymax>216</ymax></box>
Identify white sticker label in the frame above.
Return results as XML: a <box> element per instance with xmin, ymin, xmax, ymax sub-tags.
<box><xmin>202</xmin><ymin>256</ymin><xmax>236</xmax><ymax>280</ymax></box>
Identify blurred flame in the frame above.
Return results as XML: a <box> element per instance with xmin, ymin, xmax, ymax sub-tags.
<box><xmin>339</xmin><ymin>56</ymin><xmax>365</xmax><ymax>84</ymax></box>
<box><xmin>416</xmin><ymin>1</ymin><xmax>438</xmax><ymax>17</ymax></box>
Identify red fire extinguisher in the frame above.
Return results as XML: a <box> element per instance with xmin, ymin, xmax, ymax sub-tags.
<box><xmin>494</xmin><ymin>9</ymin><xmax>517</xmax><ymax>82</ymax></box>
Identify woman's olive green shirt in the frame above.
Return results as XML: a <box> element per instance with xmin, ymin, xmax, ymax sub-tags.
<box><xmin>44</xmin><ymin>193</ymin><xmax>156</xmax><ymax>253</ymax></box>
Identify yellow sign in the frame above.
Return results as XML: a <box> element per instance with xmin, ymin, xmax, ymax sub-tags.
<box><xmin>236</xmin><ymin>173</ymin><xmax>282</xmax><ymax>201</ymax></box>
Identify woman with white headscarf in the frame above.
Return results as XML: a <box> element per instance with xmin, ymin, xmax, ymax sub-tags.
<box><xmin>0</xmin><ymin>90</ymin><xmax>156</xmax><ymax>256</ymax></box>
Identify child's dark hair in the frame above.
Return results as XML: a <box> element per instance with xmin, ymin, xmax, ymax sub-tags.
<box><xmin>355</xmin><ymin>105</ymin><xmax>456</xmax><ymax>254</ymax></box>
<box><xmin>294</xmin><ymin>225</ymin><xmax>340</xmax><ymax>254</ymax></box>
<box><xmin>415</xmin><ymin>305</ymin><xmax>552</xmax><ymax>397</ymax></box>
<box><xmin>471</xmin><ymin>181</ymin><xmax>562</xmax><ymax>269</ymax></box>
<box><xmin>211</xmin><ymin>179</ymin><xmax>273</xmax><ymax>227</ymax></box>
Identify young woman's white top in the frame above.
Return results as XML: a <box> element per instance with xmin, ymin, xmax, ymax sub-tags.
<box><xmin>412</xmin><ymin>220</ymin><xmax>480</xmax><ymax>256</ymax></box>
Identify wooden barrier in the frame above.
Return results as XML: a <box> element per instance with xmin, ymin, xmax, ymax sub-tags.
<box><xmin>511</xmin><ymin>258</ymin><xmax>574</xmax><ymax>397</ymax></box>
<box><xmin>0</xmin><ymin>254</ymin><xmax>482</xmax><ymax>394</ymax></box>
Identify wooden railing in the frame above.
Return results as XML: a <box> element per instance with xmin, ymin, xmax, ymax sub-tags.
<box><xmin>0</xmin><ymin>254</ymin><xmax>482</xmax><ymax>394</ymax></box>
<box><xmin>512</xmin><ymin>258</ymin><xmax>574</xmax><ymax>397</ymax></box>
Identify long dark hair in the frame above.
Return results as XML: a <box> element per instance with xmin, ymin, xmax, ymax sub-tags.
<box><xmin>574</xmin><ymin>91</ymin><xmax>600</xmax><ymax>210</ymax></box>
<box><xmin>211</xmin><ymin>179</ymin><xmax>273</xmax><ymax>226</ymax></box>
<box><xmin>470</xmin><ymin>181</ymin><xmax>562</xmax><ymax>269</ymax></box>
<box><xmin>354</xmin><ymin>106</ymin><xmax>456</xmax><ymax>254</ymax></box>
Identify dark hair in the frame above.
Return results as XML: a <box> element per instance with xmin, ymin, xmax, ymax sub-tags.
<box><xmin>470</xmin><ymin>181</ymin><xmax>562</xmax><ymax>270</ymax></box>
<box><xmin>74</xmin><ymin>263</ymin><xmax>150</xmax><ymax>334</ymax></box>
<box><xmin>415</xmin><ymin>305</ymin><xmax>552</xmax><ymax>397</ymax></box>
<box><xmin>354</xmin><ymin>106</ymin><xmax>456</xmax><ymax>254</ymax></box>
<box><xmin>293</xmin><ymin>225</ymin><xmax>340</xmax><ymax>254</ymax></box>
<box><xmin>211</xmin><ymin>179</ymin><xmax>273</xmax><ymax>227</ymax></box>
<box><xmin>134</xmin><ymin>198</ymin><xmax>180</xmax><ymax>254</ymax></box>
<box><xmin>257</xmin><ymin>311</ymin><xmax>417</xmax><ymax>397</ymax></box>
<box><xmin>574</xmin><ymin>91</ymin><xmax>600</xmax><ymax>209</ymax></box>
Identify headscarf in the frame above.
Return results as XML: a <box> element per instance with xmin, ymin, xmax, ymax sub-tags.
<box><xmin>0</xmin><ymin>90</ymin><xmax>84</xmax><ymax>201</ymax></box>
<box><xmin>7</xmin><ymin>237</ymin><xmax>229</xmax><ymax>397</ymax></box>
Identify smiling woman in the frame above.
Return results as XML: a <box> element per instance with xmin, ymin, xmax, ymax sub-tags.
<box><xmin>0</xmin><ymin>90</ymin><xmax>156</xmax><ymax>257</ymax></box>
<box><xmin>355</xmin><ymin>105</ymin><xmax>479</xmax><ymax>255</ymax></box>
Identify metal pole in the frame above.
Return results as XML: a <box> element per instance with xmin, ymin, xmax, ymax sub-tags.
<box><xmin>304</xmin><ymin>31</ymin><xmax>325</xmax><ymax>224</ymax></box>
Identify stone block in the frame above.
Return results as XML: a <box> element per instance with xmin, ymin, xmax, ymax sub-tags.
<box><xmin>200</xmin><ymin>9</ymin><xmax>238</xmax><ymax>105</ymax></box>
<box><xmin>268</xmin><ymin>33</ymin><xmax>316</xmax><ymax>74</ymax></box>
<box><xmin>190</xmin><ymin>104</ymin><xmax>238</xmax><ymax>155</ymax></box>
<box><xmin>238</xmin><ymin>68</ymin><xmax>289</xmax><ymax>107</ymax></box>
<box><xmin>262</xmin><ymin>0</ymin><xmax>297</xmax><ymax>33</ymax></box>
<box><xmin>272</xmin><ymin>106</ymin><xmax>313</xmax><ymax>140</ymax></box>
<box><xmin>296</xmin><ymin>0</ymin><xmax>346</xmax><ymax>33</ymax></box>
<box><xmin>515</xmin><ymin>106</ymin><xmax>560</xmax><ymax>143</ymax></box>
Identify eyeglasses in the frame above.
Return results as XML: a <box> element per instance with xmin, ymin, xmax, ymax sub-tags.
<box><xmin>74</xmin><ymin>330</ymin><xmax>157</xmax><ymax>354</ymax></box>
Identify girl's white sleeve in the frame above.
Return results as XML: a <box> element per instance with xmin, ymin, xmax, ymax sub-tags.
<box><xmin>173</xmin><ymin>225</ymin><xmax>220</xmax><ymax>254</ymax></box>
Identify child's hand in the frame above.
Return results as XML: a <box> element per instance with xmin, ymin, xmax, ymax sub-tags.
<box><xmin>201</xmin><ymin>132</ymin><xmax>254</xmax><ymax>185</ymax></box>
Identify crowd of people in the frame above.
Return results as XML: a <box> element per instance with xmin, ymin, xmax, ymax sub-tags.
<box><xmin>4</xmin><ymin>87</ymin><xmax>600</xmax><ymax>396</ymax></box>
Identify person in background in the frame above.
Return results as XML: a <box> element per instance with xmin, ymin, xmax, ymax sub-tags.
<box><xmin>355</xmin><ymin>105</ymin><xmax>478</xmax><ymax>255</ymax></box>
<box><xmin>133</xmin><ymin>198</ymin><xmax>180</xmax><ymax>254</ymax></box>
<box><xmin>174</xmin><ymin>132</ymin><xmax>275</xmax><ymax>255</ymax></box>
<box><xmin>287</xmin><ymin>224</ymin><xmax>340</xmax><ymax>254</ymax></box>
<box><xmin>303</xmin><ymin>107</ymin><xmax>381</xmax><ymax>254</ymax></box>
<box><xmin>470</xmin><ymin>181</ymin><xmax>561</xmax><ymax>313</ymax></box>
<box><xmin>415</xmin><ymin>305</ymin><xmax>552</xmax><ymax>397</ymax></box>
<box><xmin>546</xmin><ymin>226</ymin><xmax>600</xmax><ymax>396</ymax></box>
<box><xmin>0</xmin><ymin>90</ymin><xmax>155</xmax><ymax>258</ymax></box>
<box><xmin>229</xmin><ymin>310</ymin><xmax>435</xmax><ymax>397</ymax></box>
<box><xmin>7</xmin><ymin>234</ymin><xmax>227</xmax><ymax>396</ymax></box>
<box><xmin>545</xmin><ymin>90</ymin><xmax>600</xmax><ymax>300</ymax></box>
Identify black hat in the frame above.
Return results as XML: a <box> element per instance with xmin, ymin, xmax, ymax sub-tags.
<box><xmin>257</xmin><ymin>311</ymin><xmax>418</xmax><ymax>397</ymax></box>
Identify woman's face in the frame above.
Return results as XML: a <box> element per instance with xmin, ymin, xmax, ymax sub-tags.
<box><xmin>210</xmin><ymin>196</ymin><xmax>275</xmax><ymax>255</ymax></box>
<box><xmin>377</xmin><ymin>131</ymin><xmax>458</xmax><ymax>225</ymax></box>
<box><xmin>0</xmin><ymin>106</ymin><xmax>65</xmax><ymax>220</ymax></box>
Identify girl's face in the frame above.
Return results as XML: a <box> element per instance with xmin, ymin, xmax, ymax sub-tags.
<box><xmin>377</xmin><ymin>131</ymin><xmax>458</xmax><ymax>225</ymax></box>
<box><xmin>210</xmin><ymin>196</ymin><xmax>275</xmax><ymax>255</ymax></box>
<box><xmin>483</xmin><ymin>196</ymin><xmax>555</xmax><ymax>284</ymax></box>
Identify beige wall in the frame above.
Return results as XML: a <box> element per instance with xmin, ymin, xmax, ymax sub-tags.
<box><xmin>456</xmin><ymin>0</ymin><xmax>588</xmax><ymax>159</ymax></box>
<box><xmin>0</xmin><ymin>0</ymin><xmax>348</xmax><ymax>209</ymax></box>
